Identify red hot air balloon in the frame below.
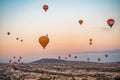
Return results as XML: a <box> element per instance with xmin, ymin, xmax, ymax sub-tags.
<box><xmin>43</xmin><ymin>5</ymin><xmax>48</xmax><ymax>12</ymax></box>
<box><xmin>107</xmin><ymin>19</ymin><xmax>115</xmax><ymax>28</ymax></box>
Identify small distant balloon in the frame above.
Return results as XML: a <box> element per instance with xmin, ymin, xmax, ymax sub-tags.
<box><xmin>38</xmin><ymin>35</ymin><xmax>49</xmax><ymax>49</ymax></box>
<box><xmin>58</xmin><ymin>56</ymin><xmax>61</xmax><ymax>59</ymax></box>
<box><xmin>105</xmin><ymin>54</ymin><xmax>108</xmax><ymax>58</ymax></box>
<box><xmin>65</xmin><ymin>57</ymin><xmax>67</xmax><ymax>59</ymax></box>
<box><xmin>19</xmin><ymin>56</ymin><xmax>22</xmax><ymax>59</ymax></box>
<box><xmin>43</xmin><ymin>5</ymin><xmax>48</xmax><ymax>12</ymax></box>
<box><xmin>74</xmin><ymin>56</ymin><xmax>77</xmax><ymax>59</ymax></box>
<box><xmin>107</xmin><ymin>19</ymin><xmax>115</xmax><ymax>28</ymax></box>
<box><xmin>68</xmin><ymin>54</ymin><xmax>71</xmax><ymax>57</ymax></box>
<box><xmin>89</xmin><ymin>42</ymin><xmax>92</xmax><ymax>45</ymax></box>
<box><xmin>79</xmin><ymin>20</ymin><xmax>83</xmax><ymax>25</ymax></box>
<box><xmin>9</xmin><ymin>60</ymin><xmax>12</xmax><ymax>63</ymax></box>
<box><xmin>87</xmin><ymin>58</ymin><xmax>90</xmax><ymax>61</ymax></box>
<box><xmin>16</xmin><ymin>38</ymin><xmax>19</xmax><ymax>40</ymax></box>
<box><xmin>21</xmin><ymin>39</ymin><xmax>23</xmax><ymax>42</ymax></box>
<box><xmin>98</xmin><ymin>58</ymin><xmax>101</xmax><ymax>62</ymax></box>
<box><xmin>13</xmin><ymin>56</ymin><xmax>16</xmax><ymax>59</ymax></box>
<box><xmin>89</xmin><ymin>38</ymin><xmax>92</xmax><ymax>42</ymax></box>
<box><xmin>7</xmin><ymin>32</ymin><xmax>10</xmax><ymax>35</ymax></box>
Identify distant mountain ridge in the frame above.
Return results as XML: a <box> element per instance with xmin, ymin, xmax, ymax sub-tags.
<box><xmin>31</xmin><ymin>58</ymin><xmax>68</xmax><ymax>64</ymax></box>
<box><xmin>31</xmin><ymin>58</ymin><xmax>120</xmax><ymax>64</ymax></box>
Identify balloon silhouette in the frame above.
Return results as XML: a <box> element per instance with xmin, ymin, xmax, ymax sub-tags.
<box><xmin>105</xmin><ymin>54</ymin><xmax>108</xmax><ymax>58</ymax></box>
<box><xmin>7</xmin><ymin>32</ymin><xmax>10</xmax><ymax>35</ymax></box>
<box><xmin>68</xmin><ymin>54</ymin><xmax>71</xmax><ymax>57</ymax></box>
<box><xmin>79</xmin><ymin>20</ymin><xmax>83</xmax><ymax>25</ymax></box>
<box><xmin>16</xmin><ymin>37</ymin><xmax>19</xmax><ymax>40</ymax></box>
<box><xmin>39</xmin><ymin>35</ymin><xmax>49</xmax><ymax>49</ymax></box>
<box><xmin>74</xmin><ymin>56</ymin><xmax>77</xmax><ymax>59</ymax></box>
<box><xmin>107</xmin><ymin>19</ymin><xmax>115</xmax><ymax>28</ymax></box>
<box><xmin>89</xmin><ymin>38</ymin><xmax>92</xmax><ymax>42</ymax></box>
<box><xmin>58</xmin><ymin>56</ymin><xmax>61</xmax><ymax>59</ymax></box>
<box><xmin>43</xmin><ymin>5</ymin><xmax>48</xmax><ymax>12</ymax></box>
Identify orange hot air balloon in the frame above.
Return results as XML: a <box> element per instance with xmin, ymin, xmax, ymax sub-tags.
<box><xmin>43</xmin><ymin>5</ymin><xmax>48</xmax><ymax>12</ymax></box>
<box><xmin>79</xmin><ymin>20</ymin><xmax>83</xmax><ymax>25</ymax></box>
<box><xmin>107</xmin><ymin>19</ymin><xmax>115</xmax><ymax>28</ymax></box>
<box><xmin>89</xmin><ymin>38</ymin><xmax>92</xmax><ymax>42</ymax></box>
<box><xmin>39</xmin><ymin>35</ymin><xmax>49</xmax><ymax>49</ymax></box>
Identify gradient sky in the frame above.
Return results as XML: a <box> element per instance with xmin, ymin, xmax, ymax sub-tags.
<box><xmin>0</xmin><ymin>0</ymin><xmax>120</xmax><ymax>63</ymax></box>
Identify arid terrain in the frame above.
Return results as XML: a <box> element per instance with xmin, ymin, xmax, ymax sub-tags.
<box><xmin>0</xmin><ymin>59</ymin><xmax>120</xmax><ymax>80</ymax></box>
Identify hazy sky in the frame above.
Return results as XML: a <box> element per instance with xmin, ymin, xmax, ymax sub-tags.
<box><xmin>0</xmin><ymin>0</ymin><xmax>120</xmax><ymax>63</ymax></box>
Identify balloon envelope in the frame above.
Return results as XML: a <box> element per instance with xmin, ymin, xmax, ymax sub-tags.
<box><xmin>43</xmin><ymin>5</ymin><xmax>48</xmax><ymax>12</ymax></box>
<box><xmin>107</xmin><ymin>19</ymin><xmax>114</xmax><ymax>28</ymax></box>
<box><xmin>79</xmin><ymin>20</ymin><xmax>83</xmax><ymax>25</ymax></box>
<box><xmin>68</xmin><ymin>54</ymin><xmax>71</xmax><ymax>57</ymax></box>
<box><xmin>105</xmin><ymin>54</ymin><xmax>108</xmax><ymax>58</ymax></box>
<box><xmin>39</xmin><ymin>35</ymin><xmax>49</xmax><ymax>49</ymax></box>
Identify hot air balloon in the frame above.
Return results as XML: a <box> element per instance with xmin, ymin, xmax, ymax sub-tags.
<box><xmin>65</xmin><ymin>57</ymin><xmax>67</xmax><ymax>59</ymax></box>
<box><xmin>19</xmin><ymin>56</ymin><xmax>22</xmax><ymax>59</ymax></box>
<box><xmin>58</xmin><ymin>56</ymin><xmax>61</xmax><ymax>59</ymax></box>
<box><xmin>87</xmin><ymin>58</ymin><xmax>90</xmax><ymax>62</ymax></box>
<box><xmin>16</xmin><ymin>38</ymin><xmax>19</xmax><ymax>40</ymax></box>
<box><xmin>43</xmin><ymin>5</ymin><xmax>48</xmax><ymax>12</ymax></box>
<box><xmin>13</xmin><ymin>56</ymin><xmax>16</xmax><ymax>59</ymax></box>
<box><xmin>105</xmin><ymin>54</ymin><xmax>108</xmax><ymax>58</ymax></box>
<box><xmin>21</xmin><ymin>39</ymin><xmax>23</xmax><ymax>42</ymax></box>
<box><xmin>89</xmin><ymin>38</ymin><xmax>92</xmax><ymax>42</ymax></box>
<box><xmin>74</xmin><ymin>56</ymin><xmax>77</xmax><ymax>59</ymax></box>
<box><xmin>79</xmin><ymin>20</ymin><xmax>83</xmax><ymax>25</ymax></box>
<box><xmin>38</xmin><ymin>35</ymin><xmax>49</xmax><ymax>49</ymax></box>
<box><xmin>98</xmin><ymin>58</ymin><xmax>101</xmax><ymax>62</ymax></box>
<box><xmin>89</xmin><ymin>42</ymin><xmax>92</xmax><ymax>45</ymax></box>
<box><xmin>68</xmin><ymin>54</ymin><xmax>71</xmax><ymax>57</ymax></box>
<box><xmin>18</xmin><ymin>59</ymin><xmax>20</xmax><ymax>62</ymax></box>
<box><xmin>7</xmin><ymin>32</ymin><xmax>10</xmax><ymax>35</ymax></box>
<box><xmin>9</xmin><ymin>60</ymin><xmax>12</xmax><ymax>63</ymax></box>
<box><xmin>107</xmin><ymin>19</ymin><xmax>115</xmax><ymax>28</ymax></box>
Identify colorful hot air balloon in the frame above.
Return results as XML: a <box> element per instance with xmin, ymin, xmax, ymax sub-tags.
<box><xmin>79</xmin><ymin>20</ymin><xmax>83</xmax><ymax>25</ymax></box>
<box><xmin>107</xmin><ymin>19</ymin><xmax>115</xmax><ymax>28</ymax></box>
<box><xmin>43</xmin><ymin>5</ymin><xmax>48</xmax><ymax>12</ymax></box>
<box><xmin>38</xmin><ymin>35</ymin><xmax>49</xmax><ymax>49</ymax></box>
<box><xmin>105</xmin><ymin>54</ymin><xmax>108</xmax><ymax>58</ymax></box>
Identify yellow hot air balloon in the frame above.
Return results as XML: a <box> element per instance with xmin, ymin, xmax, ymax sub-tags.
<box><xmin>39</xmin><ymin>35</ymin><xmax>49</xmax><ymax>49</ymax></box>
<box><xmin>79</xmin><ymin>20</ymin><xmax>83</xmax><ymax>25</ymax></box>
